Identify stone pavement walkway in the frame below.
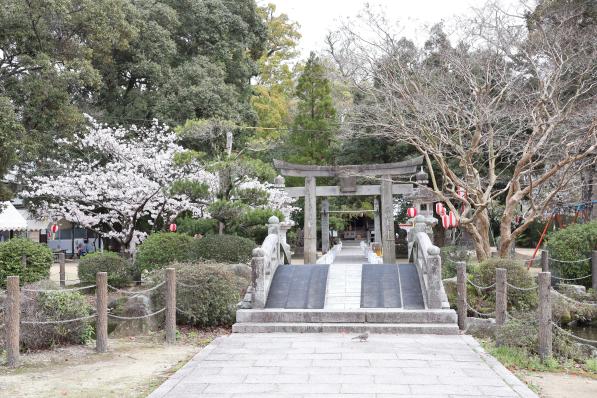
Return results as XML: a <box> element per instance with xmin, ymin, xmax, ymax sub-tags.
<box><xmin>148</xmin><ymin>333</ymin><xmax>538</xmax><ymax>398</ymax></box>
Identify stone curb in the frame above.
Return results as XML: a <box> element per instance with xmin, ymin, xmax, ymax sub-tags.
<box><xmin>461</xmin><ymin>335</ymin><xmax>539</xmax><ymax>398</ymax></box>
<box><xmin>147</xmin><ymin>337</ymin><xmax>224</xmax><ymax>398</ymax></box>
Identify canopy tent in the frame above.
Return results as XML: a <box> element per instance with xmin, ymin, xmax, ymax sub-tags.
<box><xmin>0</xmin><ymin>202</ymin><xmax>28</xmax><ymax>231</ymax></box>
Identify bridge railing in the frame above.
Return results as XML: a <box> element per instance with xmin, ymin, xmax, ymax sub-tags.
<box><xmin>409</xmin><ymin>215</ymin><xmax>450</xmax><ymax>309</ymax></box>
<box><xmin>316</xmin><ymin>241</ymin><xmax>343</xmax><ymax>264</ymax></box>
<box><xmin>246</xmin><ymin>216</ymin><xmax>294</xmax><ymax>309</ymax></box>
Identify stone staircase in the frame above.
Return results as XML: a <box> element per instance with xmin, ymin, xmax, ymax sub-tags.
<box><xmin>232</xmin><ymin>308</ymin><xmax>459</xmax><ymax>335</ymax></box>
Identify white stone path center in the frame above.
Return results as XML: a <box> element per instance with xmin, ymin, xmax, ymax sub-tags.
<box><xmin>324</xmin><ymin>243</ymin><xmax>364</xmax><ymax>310</ymax></box>
<box><xmin>149</xmin><ymin>333</ymin><xmax>538</xmax><ymax>398</ymax></box>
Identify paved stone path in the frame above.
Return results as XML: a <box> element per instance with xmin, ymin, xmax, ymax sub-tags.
<box><xmin>149</xmin><ymin>333</ymin><xmax>538</xmax><ymax>398</ymax></box>
<box><xmin>325</xmin><ymin>242</ymin><xmax>364</xmax><ymax>310</ymax></box>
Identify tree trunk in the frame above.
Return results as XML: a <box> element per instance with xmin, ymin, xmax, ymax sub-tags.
<box><xmin>463</xmin><ymin>208</ymin><xmax>491</xmax><ymax>262</ymax></box>
<box><xmin>219</xmin><ymin>221</ymin><xmax>225</xmax><ymax>235</ymax></box>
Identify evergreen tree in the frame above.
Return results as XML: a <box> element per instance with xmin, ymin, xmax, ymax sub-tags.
<box><xmin>288</xmin><ymin>52</ymin><xmax>337</xmax><ymax>165</ymax></box>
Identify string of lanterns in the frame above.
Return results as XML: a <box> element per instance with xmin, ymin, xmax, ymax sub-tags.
<box><xmin>406</xmin><ymin>201</ymin><xmax>458</xmax><ymax>229</ymax></box>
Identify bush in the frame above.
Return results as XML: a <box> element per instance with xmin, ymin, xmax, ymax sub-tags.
<box><xmin>78</xmin><ymin>252</ymin><xmax>132</xmax><ymax>287</ymax></box>
<box><xmin>136</xmin><ymin>232</ymin><xmax>196</xmax><ymax>272</ymax></box>
<box><xmin>20</xmin><ymin>281</ymin><xmax>94</xmax><ymax>350</ymax></box>
<box><xmin>477</xmin><ymin>258</ymin><xmax>538</xmax><ymax>310</ymax></box>
<box><xmin>546</xmin><ymin>221</ymin><xmax>597</xmax><ymax>285</ymax></box>
<box><xmin>176</xmin><ymin>217</ymin><xmax>217</xmax><ymax>236</ymax></box>
<box><xmin>0</xmin><ymin>238</ymin><xmax>53</xmax><ymax>287</ymax></box>
<box><xmin>494</xmin><ymin>312</ymin><xmax>585</xmax><ymax>362</ymax></box>
<box><xmin>440</xmin><ymin>245</ymin><xmax>472</xmax><ymax>279</ymax></box>
<box><xmin>150</xmin><ymin>262</ymin><xmax>240</xmax><ymax>327</ymax></box>
<box><xmin>192</xmin><ymin>234</ymin><xmax>256</xmax><ymax>264</ymax></box>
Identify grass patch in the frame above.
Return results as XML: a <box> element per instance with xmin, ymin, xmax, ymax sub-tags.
<box><xmin>585</xmin><ymin>358</ymin><xmax>597</xmax><ymax>373</ymax></box>
<box><xmin>481</xmin><ymin>339</ymin><xmax>597</xmax><ymax>375</ymax></box>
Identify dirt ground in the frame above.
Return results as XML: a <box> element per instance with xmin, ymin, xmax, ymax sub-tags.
<box><xmin>0</xmin><ymin>328</ymin><xmax>228</xmax><ymax>398</ymax></box>
<box><xmin>520</xmin><ymin>371</ymin><xmax>597</xmax><ymax>398</ymax></box>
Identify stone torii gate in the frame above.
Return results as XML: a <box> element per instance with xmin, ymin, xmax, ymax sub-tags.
<box><xmin>273</xmin><ymin>157</ymin><xmax>426</xmax><ymax>264</ymax></box>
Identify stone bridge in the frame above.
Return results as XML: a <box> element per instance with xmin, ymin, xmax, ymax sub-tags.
<box><xmin>234</xmin><ymin>215</ymin><xmax>457</xmax><ymax>334</ymax></box>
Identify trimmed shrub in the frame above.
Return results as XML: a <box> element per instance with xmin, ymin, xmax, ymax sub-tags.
<box><xmin>546</xmin><ymin>221</ymin><xmax>597</xmax><ymax>285</ymax></box>
<box><xmin>78</xmin><ymin>252</ymin><xmax>132</xmax><ymax>287</ymax></box>
<box><xmin>440</xmin><ymin>245</ymin><xmax>472</xmax><ymax>279</ymax></box>
<box><xmin>0</xmin><ymin>238</ymin><xmax>53</xmax><ymax>287</ymax></box>
<box><xmin>177</xmin><ymin>217</ymin><xmax>218</xmax><ymax>236</ymax></box>
<box><xmin>20</xmin><ymin>281</ymin><xmax>94</xmax><ymax>349</ymax></box>
<box><xmin>477</xmin><ymin>258</ymin><xmax>538</xmax><ymax>310</ymax></box>
<box><xmin>150</xmin><ymin>262</ymin><xmax>240</xmax><ymax>327</ymax></box>
<box><xmin>192</xmin><ymin>234</ymin><xmax>256</xmax><ymax>264</ymax></box>
<box><xmin>136</xmin><ymin>232</ymin><xmax>196</xmax><ymax>272</ymax></box>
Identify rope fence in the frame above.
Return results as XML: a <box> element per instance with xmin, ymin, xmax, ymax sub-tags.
<box><xmin>506</xmin><ymin>282</ymin><xmax>538</xmax><ymax>291</ymax></box>
<box><xmin>466</xmin><ymin>278</ymin><xmax>496</xmax><ymax>291</ymax></box>
<box><xmin>107</xmin><ymin>281</ymin><xmax>165</xmax><ymax>295</ymax></box>
<box><xmin>455</xmin><ymin>252</ymin><xmax>597</xmax><ymax>360</ymax></box>
<box><xmin>2</xmin><ymin>268</ymin><xmax>178</xmax><ymax>368</ymax></box>
<box><xmin>21</xmin><ymin>314</ymin><xmax>98</xmax><ymax>325</ymax></box>
<box><xmin>108</xmin><ymin>307</ymin><xmax>166</xmax><ymax>320</ymax></box>
<box><xmin>552</xmin><ymin>322</ymin><xmax>597</xmax><ymax>346</ymax></box>
<box><xmin>21</xmin><ymin>285</ymin><xmax>96</xmax><ymax>293</ymax></box>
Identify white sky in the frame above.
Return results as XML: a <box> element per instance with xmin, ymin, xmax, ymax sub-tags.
<box><xmin>263</xmin><ymin>0</ymin><xmax>522</xmax><ymax>59</ymax></box>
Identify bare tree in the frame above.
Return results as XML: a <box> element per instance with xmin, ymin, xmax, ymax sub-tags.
<box><xmin>329</xmin><ymin>1</ymin><xmax>596</xmax><ymax>260</ymax></box>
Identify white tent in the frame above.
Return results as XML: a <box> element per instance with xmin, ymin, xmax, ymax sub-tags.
<box><xmin>0</xmin><ymin>202</ymin><xmax>28</xmax><ymax>231</ymax></box>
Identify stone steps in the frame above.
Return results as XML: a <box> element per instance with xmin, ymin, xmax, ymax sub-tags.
<box><xmin>236</xmin><ymin>309</ymin><xmax>457</xmax><ymax>324</ymax></box>
<box><xmin>231</xmin><ymin>322</ymin><xmax>460</xmax><ymax>334</ymax></box>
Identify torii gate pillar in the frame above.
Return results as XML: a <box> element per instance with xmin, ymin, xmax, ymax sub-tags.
<box><xmin>304</xmin><ymin>176</ymin><xmax>317</xmax><ymax>264</ymax></box>
<box><xmin>381</xmin><ymin>175</ymin><xmax>396</xmax><ymax>264</ymax></box>
<box><xmin>321</xmin><ymin>199</ymin><xmax>330</xmax><ymax>254</ymax></box>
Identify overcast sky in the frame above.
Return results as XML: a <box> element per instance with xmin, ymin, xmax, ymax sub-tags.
<box><xmin>263</xmin><ymin>0</ymin><xmax>522</xmax><ymax>60</ymax></box>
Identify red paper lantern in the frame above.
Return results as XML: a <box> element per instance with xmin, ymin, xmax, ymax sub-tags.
<box><xmin>51</xmin><ymin>224</ymin><xmax>59</xmax><ymax>233</ymax></box>
<box><xmin>406</xmin><ymin>207</ymin><xmax>417</xmax><ymax>218</ymax></box>
<box><xmin>435</xmin><ymin>203</ymin><xmax>444</xmax><ymax>215</ymax></box>
<box><xmin>169</xmin><ymin>223</ymin><xmax>177</xmax><ymax>232</ymax></box>
<box><xmin>449</xmin><ymin>211</ymin><xmax>458</xmax><ymax>228</ymax></box>
<box><xmin>457</xmin><ymin>186</ymin><xmax>466</xmax><ymax>198</ymax></box>
<box><xmin>441</xmin><ymin>214</ymin><xmax>451</xmax><ymax>229</ymax></box>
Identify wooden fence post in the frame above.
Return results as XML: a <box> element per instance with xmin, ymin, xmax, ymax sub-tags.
<box><xmin>538</xmin><ymin>272</ymin><xmax>552</xmax><ymax>360</ymax></box>
<box><xmin>59</xmin><ymin>252</ymin><xmax>66</xmax><ymax>287</ymax></box>
<box><xmin>165</xmin><ymin>268</ymin><xmax>176</xmax><ymax>344</ymax></box>
<box><xmin>591</xmin><ymin>250</ymin><xmax>597</xmax><ymax>291</ymax></box>
<box><xmin>96</xmin><ymin>272</ymin><xmax>108</xmax><ymax>353</ymax></box>
<box><xmin>6</xmin><ymin>275</ymin><xmax>20</xmax><ymax>368</ymax></box>
<box><xmin>456</xmin><ymin>261</ymin><xmax>467</xmax><ymax>330</ymax></box>
<box><xmin>495</xmin><ymin>268</ymin><xmax>507</xmax><ymax>329</ymax></box>
<box><xmin>541</xmin><ymin>250</ymin><xmax>549</xmax><ymax>273</ymax></box>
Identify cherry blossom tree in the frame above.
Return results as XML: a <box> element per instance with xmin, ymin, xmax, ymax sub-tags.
<box><xmin>22</xmin><ymin>117</ymin><xmax>217</xmax><ymax>251</ymax></box>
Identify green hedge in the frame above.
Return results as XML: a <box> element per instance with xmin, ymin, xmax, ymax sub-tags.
<box><xmin>176</xmin><ymin>217</ymin><xmax>218</xmax><ymax>236</ymax></box>
<box><xmin>0</xmin><ymin>238</ymin><xmax>53</xmax><ymax>287</ymax></box>
<box><xmin>150</xmin><ymin>262</ymin><xmax>240</xmax><ymax>327</ymax></box>
<box><xmin>192</xmin><ymin>234</ymin><xmax>256</xmax><ymax>263</ymax></box>
<box><xmin>546</xmin><ymin>221</ymin><xmax>597</xmax><ymax>285</ymax></box>
<box><xmin>136</xmin><ymin>232</ymin><xmax>196</xmax><ymax>272</ymax></box>
<box><xmin>78</xmin><ymin>252</ymin><xmax>132</xmax><ymax>287</ymax></box>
